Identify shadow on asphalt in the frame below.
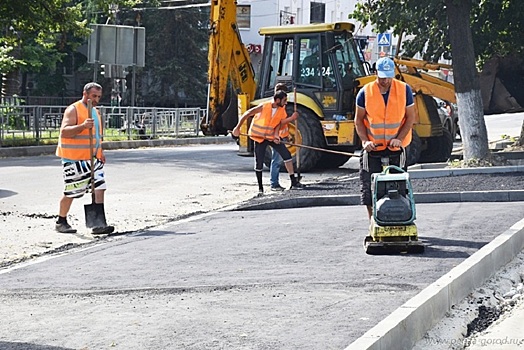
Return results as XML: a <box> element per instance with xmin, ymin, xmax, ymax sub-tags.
<box><xmin>417</xmin><ymin>237</ymin><xmax>489</xmax><ymax>259</ymax></box>
<box><xmin>0</xmin><ymin>342</ymin><xmax>74</xmax><ymax>350</ymax></box>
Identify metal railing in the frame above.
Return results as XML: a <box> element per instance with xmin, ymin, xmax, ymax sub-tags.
<box><xmin>0</xmin><ymin>104</ymin><xmax>206</xmax><ymax>146</ymax></box>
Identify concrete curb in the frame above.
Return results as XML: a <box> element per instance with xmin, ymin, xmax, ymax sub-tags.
<box><xmin>0</xmin><ymin>136</ymin><xmax>234</xmax><ymax>158</ymax></box>
<box><xmin>408</xmin><ymin>165</ymin><xmax>524</xmax><ymax>178</ymax></box>
<box><xmin>234</xmin><ymin>190</ymin><xmax>524</xmax><ymax>211</ymax></box>
<box><xmin>345</xmin><ymin>217</ymin><xmax>524</xmax><ymax>350</ymax></box>
<box><xmin>233</xmin><ymin>165</ymin><xmax>524</xmax><ymax>211</ymax></box>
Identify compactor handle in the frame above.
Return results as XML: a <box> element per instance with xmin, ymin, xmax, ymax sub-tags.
<box><xmin>383</xmin><ymin>165</ymin><xmax>405</xmax><ymax>174</ymax></box>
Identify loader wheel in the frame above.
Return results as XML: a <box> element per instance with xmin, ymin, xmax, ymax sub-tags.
<box><xmin>419</xmin><ymin>128</ymin><xmax>453</xmax><ymax>163</ymax></box>
<box><xmin>263</xmin><ymin>105</ymin><xmax>324</xmax><ymax>172</ymax></box>
<box><xmin>406</xmin><ymin>130</ymin><xmax>422</xmax><ymax>166</ymax></box>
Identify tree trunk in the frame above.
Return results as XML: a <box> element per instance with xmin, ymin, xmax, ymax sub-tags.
<box><xmin>446</xmin><ymin>0</ymin><xmax>490</xmax><ymax>162</ymax></box>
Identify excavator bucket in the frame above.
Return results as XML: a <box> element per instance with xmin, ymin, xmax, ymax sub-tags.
<box><xmin>480</xmin><ymin>56</ymin><xmax>524</xmax><ymax>114</ymax></box>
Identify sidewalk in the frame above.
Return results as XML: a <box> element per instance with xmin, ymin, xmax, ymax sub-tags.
<box><xmin>0</xmin><ymin>135</ymin><xmax>232</xmax><ymax>158</ymax></box>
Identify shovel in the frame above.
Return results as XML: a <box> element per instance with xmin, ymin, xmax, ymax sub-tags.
<box><xmin>84</xmin><ymin>99</ymin><xmax>108</xmax><ymax>229</ymax></box>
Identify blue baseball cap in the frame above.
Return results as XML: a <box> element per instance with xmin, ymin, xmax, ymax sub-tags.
<box><xmin>376</xmin><ymin>57</ymin><xmax>395</xmax><ymax>78</ymax></box>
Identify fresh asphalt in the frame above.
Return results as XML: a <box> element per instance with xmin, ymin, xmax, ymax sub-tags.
<box><xmin>0</xmin><ymin>201</ymin><xmax>523</xmax><ymax>349</ymax></box>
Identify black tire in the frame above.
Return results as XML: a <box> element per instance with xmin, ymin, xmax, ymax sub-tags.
<box><xmin>406</xmin><ymin>130</ymin><xmax>422</xmax><ymax>166</ymax></box>
<box><xmin>418</xmin><ymin>128</ymin><xmax>453</xmax><ymax>163</ymax></box>
<box><xmin>444</xmin><ymin>120</ymin><xmax>453</xmax><ymax>137</ymax></box>
<box><xmin>263</xmin><ymin>105</ymin><xmax>324</xmax><ymax>172</ymax></box>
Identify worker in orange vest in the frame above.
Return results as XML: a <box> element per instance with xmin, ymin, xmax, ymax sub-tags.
<box><xmin>355</xmin><ymin>57</ymin><xmax>416</xmax><ymax>219</ymax></box>
<box><xmin>232</xmin><ymin>89</ymin><xmax>305</xmax><ymax>194</ymax></box>
<box><xmin>55</xmin><ymin>82</ymin><xmax>114</xmax><ymax>235</ymax></box>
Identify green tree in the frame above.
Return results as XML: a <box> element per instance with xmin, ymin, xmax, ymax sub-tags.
<box><xmin>0</xmin><ymin>0</ymin><xmax>158</xmax><ymax>96</ymax></box>
<box><xmin>0</xmin><ymin>1</ymin><xmax>88</xmax><ymax>73</ymax></box>
<box><xmin>471</xmin><ymin>0</ymin><xmax>524</xmax><ymax>63</ymax></box>
<box><xmin>351</xmin><ymin>0</ymin><xmax>524</xmax><ymax>64</ymax></box>
<box><xmin>349</xmin><ymin>0</ymin><xmax>523</xmax><ymax>162</ymax></box>
<box><xmin>135</xmin><ymin>6</ymin><xmax>208</xmax><ymax>107</ymax></box>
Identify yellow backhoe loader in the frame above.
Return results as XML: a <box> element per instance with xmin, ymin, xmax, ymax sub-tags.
<box><xmin>200</xmin><ymin>0</ymin><xmax>457</xmax><ymax>171</ymax></box>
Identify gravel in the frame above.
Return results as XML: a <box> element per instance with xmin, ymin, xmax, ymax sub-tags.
<box><xmin>236</xmin><ymin>171</ymin><xmax>524</xmax><ymax>209</ymax></box>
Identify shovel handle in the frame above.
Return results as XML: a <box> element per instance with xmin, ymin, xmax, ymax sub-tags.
<box><xmin>87</xmin><ymin>99</ymin><xmax>95</xmax><ymax>202</ymax></box>
<box><xmin>294</xmin><ymin>86</ymin><xmax>300</xmax><ymax>176</ymax></box>
<box><xmin>231</xmin><ymin>131</ymin><xmax>359</xmax><ymax>157</ymax></box>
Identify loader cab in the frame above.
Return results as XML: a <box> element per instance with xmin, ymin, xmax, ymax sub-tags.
<box><xmin>256</xmin><ymin>23</ymin><xmax>367</xmax><ymax>120</ymax></box>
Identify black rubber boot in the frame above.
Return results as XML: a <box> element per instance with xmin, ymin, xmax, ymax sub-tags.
<box><xmin>256</xmin><ymin>170</ymin><xmax>264</xmax><ymax>194</ymax></box>
<box><xmin>290</xmin><ymin>175</ymin><xmax>305</xmax><ymax>189</ymax></box>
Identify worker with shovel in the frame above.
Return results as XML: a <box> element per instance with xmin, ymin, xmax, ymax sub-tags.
<box><xmin>269</xmin><ymin>82</ymin><xmax>301</xmax><ymax>191</ymax></box>
<box><xmin>55</xmin><ymin>82</ymin><xmax>114</xmax><ymax>235</ymax></box>
<box><xmin>232</xmin><ymin>89</ymin><xmax>305</xmax><ymax>194</ymax></box>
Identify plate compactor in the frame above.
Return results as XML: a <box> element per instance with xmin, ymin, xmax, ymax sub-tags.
<box><xmin>364</xmin><ymin>165</ymin><xmax>425</xmax><ymax>255</ymax></box>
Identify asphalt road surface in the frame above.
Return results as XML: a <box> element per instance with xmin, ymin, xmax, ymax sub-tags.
<box><xmin>0</xmin><ymin>143</ymin><xmax>351</xmax><ymax>267</ymax></box>
<box><xmin>0</xmin><ymin>202</ymin><xmax>523</xmax><ymax>350</ymax></box>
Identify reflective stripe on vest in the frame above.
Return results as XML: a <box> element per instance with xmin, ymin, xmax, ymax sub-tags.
<box><xmin>363</xmin><ymin>79</ymin><xmax>412</xmax><ymax>151</ymax></box>
<box><xmin>56</xmin><ymin>101</ymin><xmax>103</xmax><ymax>160</ymax></box>
<box><xmin>249</xmin><ymin>102</ymin><xmax>286</xmax><ymax>143</ymax></box>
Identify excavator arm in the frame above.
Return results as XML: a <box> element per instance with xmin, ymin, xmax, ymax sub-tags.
<box><xmin>391</xmin><ymin>57</ymin><xmax>457</xmax><ymax>163</ymax></box>
<box><xmin>395</xmin><ymin>57</ymin><xmax>456</xmax><ymax>103</ymax></box>
<box><xmin>201</xmin><ymin>0</ymin><xmax>257</xmax><ymax>136</ymax></box>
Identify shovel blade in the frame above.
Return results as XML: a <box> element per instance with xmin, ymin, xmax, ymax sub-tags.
<box><xmin>84</xmin><ymin>202</ymin><xmax>108</xmax><ymax>228</ymax></box>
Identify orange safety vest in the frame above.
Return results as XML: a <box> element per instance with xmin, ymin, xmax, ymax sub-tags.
<box><xmin>249</xmin><ymin>102</ymin><xmax>287</xmax><ymax>143</ymax></box>
<box><xmin>56</xmin><ymin>101</ymin><xmax>103</xmax><ymax>160</ymax></box>
<box><xmin>363</xmin><ymin>79</ymin><xmax>412</xmax><ymax>151</ymax></box>
<box><xmin>279</xmin><ymin>123</ymin><xmax>290</xmax><ymax>139</ymax></box>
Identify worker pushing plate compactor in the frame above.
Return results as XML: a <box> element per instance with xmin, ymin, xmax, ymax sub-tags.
<box><xmin>364</xmin><ymin>163</ymin><xmax>425</xmax><ymax>255</ymax></box>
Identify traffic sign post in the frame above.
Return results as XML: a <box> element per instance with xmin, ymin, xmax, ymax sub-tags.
<box><xmin>377</xmin><ymin>33</ymin><xmax>391</xmax><ymax>47</ymax></box>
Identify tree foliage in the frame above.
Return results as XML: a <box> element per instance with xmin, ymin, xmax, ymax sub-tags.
<box><xmin>0</xmin><ymin>0</ymin><xmax>158</xmax><ymax>75</ymax></box>
<box><xmin>350</xmin><ymin>0</ymin><xmax>524</xmax><ymax>65</ymax></box>
<box><xmin>0</xmin><ymin>0</ymin><xmax>86</xmax><ymax>73</ymax></box>
<box><xmin>1</xmin><ymin>0</ymin><xmax>208</xmax><ymax>106</ymax></box>
<box><xmin>471</xmin><ymin>0</ymin><xmax>524</xmax><ymax>62</ymax></box>
<box><xmin>350</xmin><ymin>0</ymin><xmax>502</xmax><ymax>162</ymax></box>
<box><xmin>129</xmin><ymin>5</ymin><xmax>209</xmax><ymax>107</ymax></box>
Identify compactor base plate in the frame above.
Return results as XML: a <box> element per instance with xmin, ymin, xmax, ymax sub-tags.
<box><xmin>364</xmin><ymin>222</ymin><xmax>424</xmax><ymax>255</ymax></box>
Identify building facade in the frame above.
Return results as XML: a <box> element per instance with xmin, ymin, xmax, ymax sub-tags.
<box><xmin>236</xmin><ymin>0</ymin><xmax>392</xmax><ymax>68</ymax></box>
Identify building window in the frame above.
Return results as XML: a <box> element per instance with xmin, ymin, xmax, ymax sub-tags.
<box><xmin>310</xmin><ymin>2</ymin><xmax>325</xmax><ymax>23</ymax></box>
<box><xmin>238</xmin><ymin>5</ymin><xmax>251</xmax><ymax>29</ymax></box>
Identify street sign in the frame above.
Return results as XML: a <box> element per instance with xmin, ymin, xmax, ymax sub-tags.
<box><xmin>88</xmin><ymin>24</ymin><xmax>145</xmax><ymax>67</ymax></box>
<box><xmin>377</xmin><ymin>33</ymin><xmax>391</xmax><ymax>47</ymax></box>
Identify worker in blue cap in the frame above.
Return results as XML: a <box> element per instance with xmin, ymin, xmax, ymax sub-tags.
<box><xmin>354</xmin><ymin>57</ymin><xmax>417</xmax><ymax>219</ymax></box>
